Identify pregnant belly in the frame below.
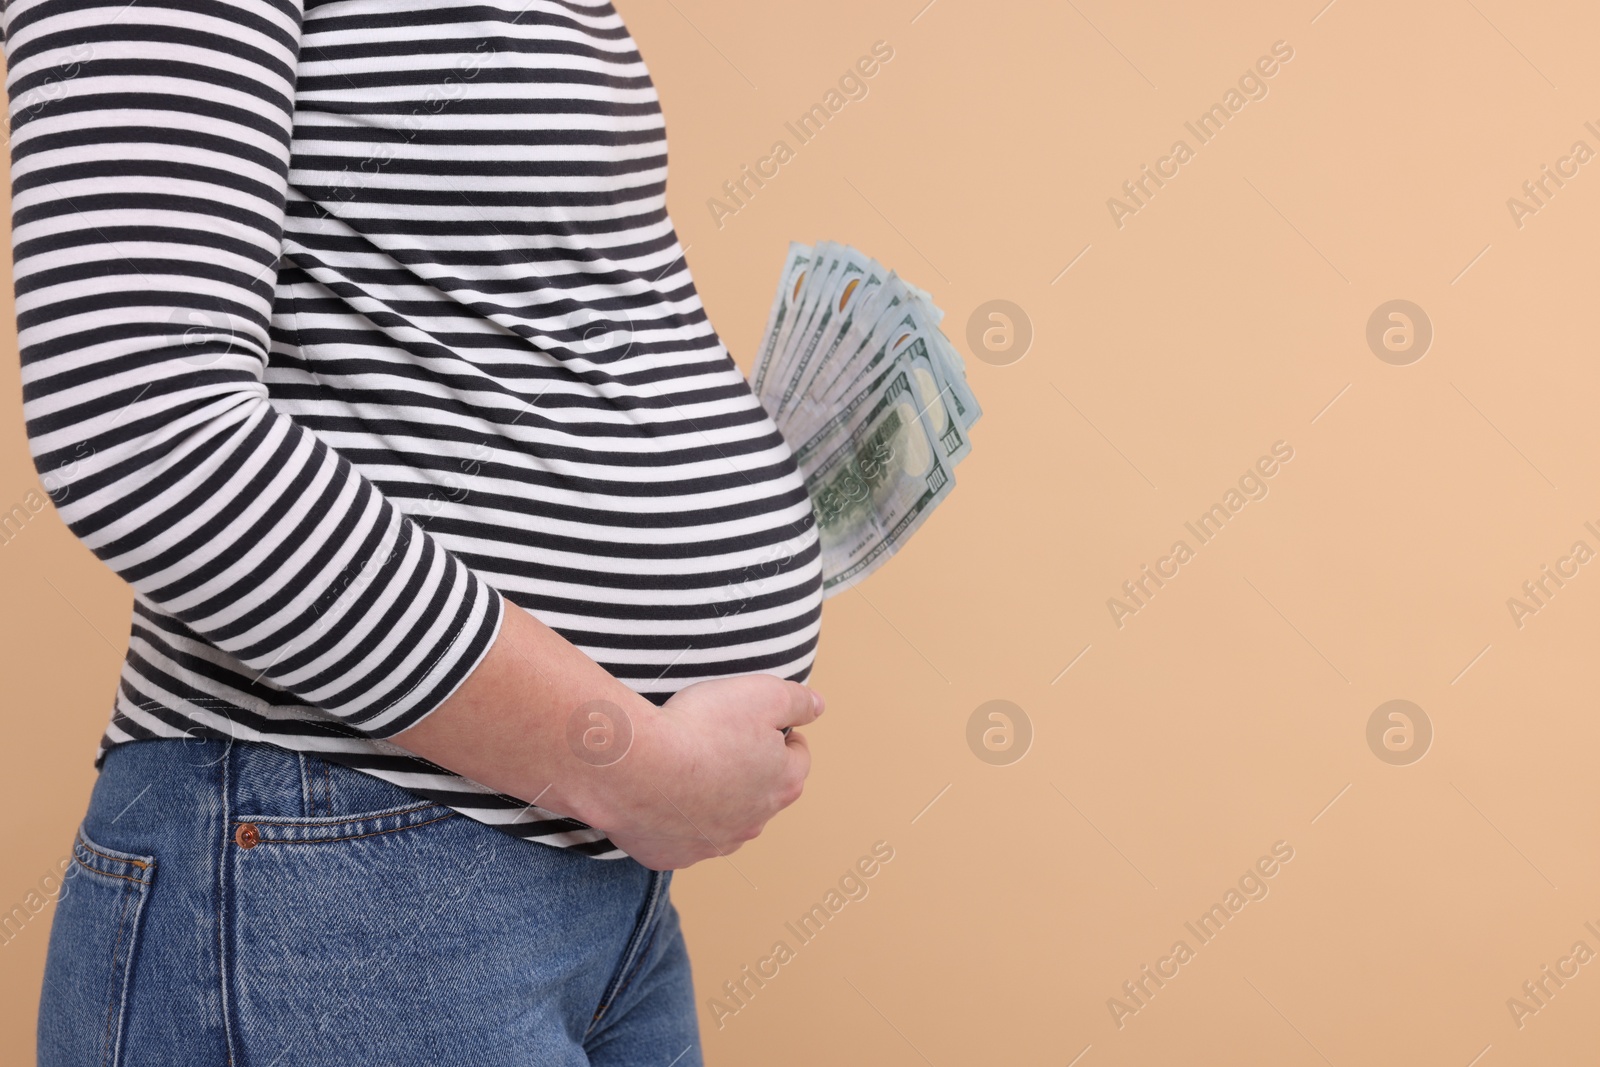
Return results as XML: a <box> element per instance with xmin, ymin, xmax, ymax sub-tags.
<box><xmin>399</xmin><ymin>430</ymin><xmax>825</xmax><ymax>701</ymax></box>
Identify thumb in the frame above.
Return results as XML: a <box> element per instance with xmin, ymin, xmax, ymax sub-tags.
<box><xmin>770</xmin><ymin>679</ymin><xmax>824</xmax><ymax>731</ymax></box>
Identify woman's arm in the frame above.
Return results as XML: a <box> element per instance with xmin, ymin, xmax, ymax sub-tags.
<box><xmin>8</xmin><ymin>0</ymin><xmax>496</xmax><ymax>734</ymax></box>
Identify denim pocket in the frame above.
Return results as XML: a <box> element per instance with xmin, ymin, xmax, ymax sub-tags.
<box><xmin>37</xmin><ymin>826</ymin><xmax>156</xmax><ymax>1067</ymax></box>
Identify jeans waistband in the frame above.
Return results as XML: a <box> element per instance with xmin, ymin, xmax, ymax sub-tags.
<box><xmin>103</xmin><ymin>736</ymin><xmax>439</xmax><ymax>826</ymax></box>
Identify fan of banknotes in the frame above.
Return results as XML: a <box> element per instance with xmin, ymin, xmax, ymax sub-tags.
<box><xmin>750</xmin><ymin>241</ymin><xmax>981</xmax><ymax>596</ymax></box>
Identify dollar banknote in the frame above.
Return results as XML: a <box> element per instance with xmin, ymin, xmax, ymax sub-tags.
<box><xmin>749</xmin><ymin>243</ymin><xmax>981</xmax><ymax>596</ymax></box>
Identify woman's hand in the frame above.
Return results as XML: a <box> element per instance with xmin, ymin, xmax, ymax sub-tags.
<box><xmin>591</xmin><ymin>675</ymin><xmax>823</xmax><ymax>870</ymax></box>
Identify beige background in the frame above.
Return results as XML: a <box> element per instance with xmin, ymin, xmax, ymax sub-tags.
<box><xmin>4</xmin><ymin>0</ymin><xmax>1600</xmax><ymax>1062</ymax></box>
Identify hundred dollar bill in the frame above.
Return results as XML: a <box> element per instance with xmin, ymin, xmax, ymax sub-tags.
<box><xmin>922</xmin><ymin>321</ymin><xmax>980</xmax><ymax>423</ymax></box>
<box><xmin>767</xmin><ymin>244</ymin><xmax>856</xmax><ymax>419</ymax></box>
<box><xmin>768</xmin><ymin>240</ymin><xmax>847</xmax><ymax>397</ymax></box>
<box><xmin>889</xmin><ymin>306</ymin><xmax>982</xmax><ymax>444</ymax></box>
<box><xmin>751</xmin><ymin>243</ymin><xmax>812</xmax><ymax>394</ymax></box>
<box><xmin>793</xmin><ymin>323</ymin><xmax>951</xmax><ymax>471</ymax></box>
<box><xmin>888</xmin><ymin>326</ymin><xmax>971</xmax><ymax>465</ymax></box>
<box><xmin>772</xmin><ymin>254</ymin><xmax>875</xmax><ymax>422</ymax></box>
<box><xmin>820</xmin><ymin>290</ymin><xmax>918</xmax><ymax>410</ymax></box>
<box><xmin>824</xmin><ymin>287</ymin><xmax>982</xmax><ymax>447</ymax></box>
<box><xmin>806</xmin><ymin>365</ymin><xmax>956</xmax><ymax>594</ymax></box>
<box><xmin>814</xmin><ymin>277</ymin><xmax>910</xmax><ymax>408</ymax></box>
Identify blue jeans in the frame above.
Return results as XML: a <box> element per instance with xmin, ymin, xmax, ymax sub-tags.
<box><xmin>38</xmin><ymin>737</ymin><xmax>701</xmax><ymax>1066</ymax></box>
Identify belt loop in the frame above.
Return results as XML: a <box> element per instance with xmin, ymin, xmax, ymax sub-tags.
<box><xmin>295</xmin><ymin>753</ymin><xmax>315</xmax><ymax>817</ymax></box>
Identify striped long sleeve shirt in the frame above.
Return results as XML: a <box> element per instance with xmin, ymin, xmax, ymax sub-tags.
<box><xmin>4</xmin><ymin>0</ymin><xmax>822</xmax><ymax>858</ymax></box>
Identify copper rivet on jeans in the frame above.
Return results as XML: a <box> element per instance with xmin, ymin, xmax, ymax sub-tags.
<box><xmin>235</xmin><ymin>823</ymin><xmax>260</xmax><ymax>849</ymax></box>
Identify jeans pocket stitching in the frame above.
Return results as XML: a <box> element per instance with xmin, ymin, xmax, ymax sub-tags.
<box><xmin>233</xmin><ymin>802</ymin><xmax>456</xmax><ymax>845</ymax></box>
<box><xmin>63</xmin><ymin>824</ymin><xmax>156</xmax><ymax>1067</ymax></box>
<box><xmin>73</xmin><ymin>831</ymin><xmax>155</xmax><ymax>884</ymax></box>
<box><xmin>98</xmin><ymin>887</ymin><xmax>135</xmax><ymax>1067</ymax></box>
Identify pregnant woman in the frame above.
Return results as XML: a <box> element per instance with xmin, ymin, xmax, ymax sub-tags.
<box><xmin>4</xmin><ymin>0</ymin><xmax>824</xmax><ymax>1063</ymax></box>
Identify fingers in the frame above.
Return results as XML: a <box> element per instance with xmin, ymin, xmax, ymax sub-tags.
<box><xmin>629</xmin><ymin>833</ymin><xmax>745</xmax><ymax>870</ymax></box>
<box><xmin>772</xmin><ymin>678</ymin><xmax>824</xmax><ymax>730</ymax></box>
<box><xmin>781</xmin><ymin>728</ymin><xmax>811</xmax><ymax>804</ymax></box>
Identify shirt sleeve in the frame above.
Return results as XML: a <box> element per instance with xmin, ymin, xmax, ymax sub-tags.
<box><xmin>3</xmin><ymin>0</ymin><xmax>505</xmax><ymax>737</ymax></box>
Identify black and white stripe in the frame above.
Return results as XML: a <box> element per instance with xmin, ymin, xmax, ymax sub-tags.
<box><xmin>5</xmin><ymin>0</ymin><xmax>822</xmax><ymax>858</ymax></box>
